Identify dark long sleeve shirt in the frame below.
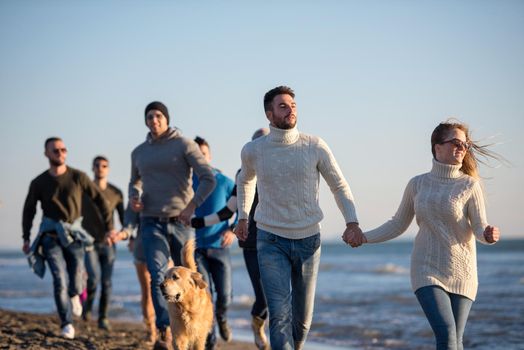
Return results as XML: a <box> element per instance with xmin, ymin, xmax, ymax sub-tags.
<box><xmin>82</xmin><ymin>182</ymin><xmax>124</xmax><ymax>243</ymax></box>
<box><xmin>22</xmin><ymin>167</ymin><xmax>113</xmax><ymax>241</ymax></box>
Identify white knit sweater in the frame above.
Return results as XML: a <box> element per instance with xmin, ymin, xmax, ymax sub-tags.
<box><xmin>364</xmin><ymin>159</ymin><xmax>492</xmax><ymax>300</ymax></box>
<box><xmin>237</xmin><ymin>125</ymin><xmax>358</xmax><ymax>239</ymax></box>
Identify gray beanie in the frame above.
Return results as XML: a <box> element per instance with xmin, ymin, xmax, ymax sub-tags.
<box><xmin>145</xmin><ymin>101</ymin><xmax>170</xmax><ymax>125</ymax></box>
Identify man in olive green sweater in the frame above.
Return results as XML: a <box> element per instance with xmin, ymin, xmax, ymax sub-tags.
<box><xmin>81</xmin><ymin>155</ymin><xmax>125</xmax><ymax>331</ymax></box>
<box><xmin>22</xmin><ymin>137</ymin><xmax>113</xmax><ymax>340</ymax></box>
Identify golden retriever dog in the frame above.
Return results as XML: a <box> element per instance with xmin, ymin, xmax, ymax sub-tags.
<box><xmin>161</xmin><ymin>239</ymin><xmax>213</xmax><ymax>350</ymax></box>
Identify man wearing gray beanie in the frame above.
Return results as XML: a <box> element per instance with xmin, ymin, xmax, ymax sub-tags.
<box><xmin>123</xmin><ymin>101</ymin><xmax>216</xmax><ymax>349</ymax></box>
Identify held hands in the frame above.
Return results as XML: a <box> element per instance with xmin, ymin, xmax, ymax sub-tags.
<box><xmin>483</xmin><ymin>225</ymin><xmax>500</xmax><ymax>244</ymax></box>
<box><xmin>234</xmin><ymin>219</ymin><xmax>248</xmax><ymax>241</ymax></box>
<box><xmin>221</xmin><ymin>229</ymin><xmax>236</xmax><ymax>248</ymax></box>
<box><xmin>342</xmin><ymin>223</ymin><xmax>367</xmax><ymax>248</ymax></box>
<box><xmin>105</xmin><ymin>229</ymin><xmax>127</xmax><ymax>246</ymax></box>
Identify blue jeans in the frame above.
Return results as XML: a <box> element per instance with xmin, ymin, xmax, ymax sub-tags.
<box><xmin>41</xmin><ymin>235</ymin><xmax>85</xmax><ymax>327</ymax></box>
<box><xmin>257</xmin><ymin>229</ymin><xmax>321</xmax><ymax>350</ymax></box>
<box><xmin>132</xmin><ymin>230</ymin><xmax>146</xmax><ymax>264</ymax></box>
<box><xmin>84</xmin><ymin>242</ymin><xmax>116</xmax><ymax>319</ymax></box>
<box><xmin>415</xmin><ymin>285</ymin><xmax>473</xmax><ymax>350</ymax></box>
<box><xmin>195</xmin><ymin>247</ymin><xmax>232</xmax><ymax>347</ymax></box>
<box><xmin>140</xmin><ymin>217</ymin><xmax>194</xmax><ymax>330</ymax></box>
<box><xmin>243</xmin><ymin>248</ymin><xmax>268</xmax><ymax>319</ymax></box>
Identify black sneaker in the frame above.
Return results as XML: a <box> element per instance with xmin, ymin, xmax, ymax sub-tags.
<box><xmin>81</xmin><ymin>309</ymin><xmax>91</xmax><ymax>322</ymax></box>
<box><xmin>217</xmin><ymin>319</ymin><xmax>232</xmax><ymax>342</ymax></box>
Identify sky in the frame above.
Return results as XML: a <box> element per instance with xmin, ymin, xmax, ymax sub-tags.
<box><xmin>1</xmin><ymin>1</ymin><xmax>522</xmax><ymax>249</ymax></box>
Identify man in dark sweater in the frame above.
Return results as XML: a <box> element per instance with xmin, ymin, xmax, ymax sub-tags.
<box><xmin>22</xmin><ymin>137</ymin><xmax>113</xmax><ymax>340</ymax></box>
<box><xmin>81</xmin><ymin>156</ymin><xmax>124</xmax><ymax>331</ymax></box>
<box><xmin>127</xmin><ymin>101</ymin><xmax>216</xmax><ymax>349</ymax></box>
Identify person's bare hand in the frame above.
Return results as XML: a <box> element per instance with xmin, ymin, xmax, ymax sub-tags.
<box><xmin>105</xmin><ymin>229</ymin><xmax>128</xmax><ymax>246</ymax></box>
<box><xmin>130</xmin><ymin>197</ymin><xmax>144</xmax><ymax>212</ymax></box>
<box><xmin>342</xmin><ymin>223</ymin><xmax>366</xmax><ymax>248</ymax></box>
<box><xmin>483</xmin><ymin>225</ymin><xmax>500</xmax><ymax>243</ymax></box>
<box><xmin>22</xmin><ymin>240</ymin><xmax>31</xmax><ymax>254</ymax></box>
<box><xmin>221</xmin><ymin>229</ymin><xmax>236</xmax><ymax>247</ymax></box>
<box><xmin>178</xmin><ymin>201</ymin><xmax>197</xmax><ymax>226</ymax></box>
<box><xmin>234</xmin><ymin>219</ymin><xmax>248</xmax><ymax>241</ymax></box>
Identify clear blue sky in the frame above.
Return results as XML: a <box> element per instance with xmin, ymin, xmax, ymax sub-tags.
<box><xmin>1</xmin><ymin>1</ymin><xmax>522</xmax><ymax>249</ymax></box>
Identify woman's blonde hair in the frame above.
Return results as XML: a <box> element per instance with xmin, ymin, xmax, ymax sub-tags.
<box><xmin>431</xmin><ymin>119</ymin><xmax>504</xmax><ymax>179</ymax></box>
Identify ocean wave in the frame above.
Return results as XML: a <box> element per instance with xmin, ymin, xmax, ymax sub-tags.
<box><xmin>373</xmin><ymin>263</ymin><xmax>408</xmax><ymax>274</ymax></box>
<box><xmin>0</xmin><ymin>258</ymin><xmax>28</xmax><ymax>267</ymax></box>
<box><xmin>0</xmin><ymin>290</ymin><xmax>49</xmax><ymax>298</ymax></box>
<box><xmin>111</xmin><ymin>294</ymin><xmax>142</xmax><ymax>303</ymax></box>
<box><xmin>231</xmin><ymin>294</ymin><xmax>254</xmax><ymax>307</ymax></box>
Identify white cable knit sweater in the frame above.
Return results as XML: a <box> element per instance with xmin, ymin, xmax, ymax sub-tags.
<box><xmin>364</xmin><ymin>159</ymin><xmax>492</xmax><ymax>300</ymax></box>
<box><xmin>237</xmin><ymin>125</ymin><xmax>358</xmax><ymax>239</ymax></box>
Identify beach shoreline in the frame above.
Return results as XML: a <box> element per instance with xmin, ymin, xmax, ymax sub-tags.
<box><xmin>0</xmin><ymin>308</ymin><xmax>256</xmax><ymax>350</ymax></box>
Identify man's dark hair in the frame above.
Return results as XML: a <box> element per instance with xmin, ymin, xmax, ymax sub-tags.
<box><xmin>263</xmin><ymin>86</ymin><xmax>295</xmax><ymax>112</ymax></box>
<box><xmin>44</xmin><ymin>137</ymin><xmax>62</xmax><ymax>149</ymax></box>
<box><xmin>92</xmin><ymin>155</ymin><xmax>109</xmax><ymax>167</ymax></box>
<box><xmin>194</xmin><ymin>136</ymin><xmax>209</xmax><ymax>148</ymax></box>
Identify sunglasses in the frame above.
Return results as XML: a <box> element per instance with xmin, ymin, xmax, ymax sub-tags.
<box><xmin>51</xmin><ymin>148</ymin><xmax>67</xmax><ymax>155</ymax></box>
<box><xmin>440</xmin><ymin>138</ymin><xmax>471</xmax><ymax>150</ymax></box>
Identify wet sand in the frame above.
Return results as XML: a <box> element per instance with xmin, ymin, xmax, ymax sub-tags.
<box><xmin>0</xmin><ymin>308</ymin><xmax>257</xmax><ymax>349</ymax></box>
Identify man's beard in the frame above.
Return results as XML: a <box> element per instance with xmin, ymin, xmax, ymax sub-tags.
<box><xmin>49</xmin><ymin>159</ymin><xmax>64</xmax><ymax>167</ymax></box>
<box><xmin>274</xmin><ymin>115</ymin><xmax>297</xmax><ymax>130</ymax></box>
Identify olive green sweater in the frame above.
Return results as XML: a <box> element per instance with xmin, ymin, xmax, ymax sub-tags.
<box><xmin>22</xmin><ymin>167</ymin><xmax>112</xmax><ymax>241</ymax></box>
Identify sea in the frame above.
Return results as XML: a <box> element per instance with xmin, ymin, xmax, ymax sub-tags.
<box><xmin>1</xmin><ymin>239</ymin><xmax>523</xmax><ymax>350</ymax></box>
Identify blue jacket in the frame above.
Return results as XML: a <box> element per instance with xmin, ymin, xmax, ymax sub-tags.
<box><xmin>193</xmin><ymin>169</ymin><xmax>235</xmax><ymax>249</ymax></box>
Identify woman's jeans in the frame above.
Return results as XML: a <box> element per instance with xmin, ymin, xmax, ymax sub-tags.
<box><xmin>257</xmin><ymin>229</ymin><xmax>321</xmax><ymax>350</ymax></box>
<box><xmin>140</xmin><ymin>217</ymin><xmax>194</xmax><ymax>331</ymax></box>
<box><xmin>415</xmin><ymin>285</ymin><xmax>473</xmax><ymax>350</ymax></box>
<box><xmin>41</xmin><ymin>235</ymin><xmax>85</xmax><ymax>327</ymax></box>
<box><xmin>84</xmin><ymin>242</ymin><xmax>116</xmax><ymax>320</ymax></box>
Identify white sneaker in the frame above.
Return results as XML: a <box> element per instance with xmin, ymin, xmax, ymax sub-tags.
<box><xmin>61</xmin><ymin>324</ymin><xmax>75</xmax><ymax>339</ymax></box>
<box><xmin>71</xmin><ymin>295</ymin><xmax>83</xmax><ymax>317</ymax></box>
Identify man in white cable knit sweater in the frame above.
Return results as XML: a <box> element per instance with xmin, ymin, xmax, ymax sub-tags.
<box><xmin>235</xmin><ymin>86</ymin><xmax>362</xmax><ymax>350</ymax></box>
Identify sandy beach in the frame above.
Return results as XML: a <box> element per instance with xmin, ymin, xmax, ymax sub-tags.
<box><xmin>0</xmin><ymin>308</ymin><xmax>257</xmax><ymax>350</ymax></box>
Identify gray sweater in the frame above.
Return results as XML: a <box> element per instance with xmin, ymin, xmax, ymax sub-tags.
<box><xmin>129</xmin><ymin>127</ymin><xmax>216</xmax><ymax>218</ymax></box>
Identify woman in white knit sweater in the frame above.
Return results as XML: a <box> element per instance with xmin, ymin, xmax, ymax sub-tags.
<box><xmin>344</xmin><ymin>120</ymin><xmax>500</xmax><ymax>350</ymax></box>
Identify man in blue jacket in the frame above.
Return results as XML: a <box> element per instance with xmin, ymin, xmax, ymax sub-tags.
<box><xmin>193</xmin><ymin>136</ymin><xmax>236</xmax><ymax>350</ymax></box>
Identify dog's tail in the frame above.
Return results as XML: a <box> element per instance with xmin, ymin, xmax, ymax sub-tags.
<box><xmin>181</xmin><ymin>238</ymin><xmax>197</xmax><ymax>272</ymax></box>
